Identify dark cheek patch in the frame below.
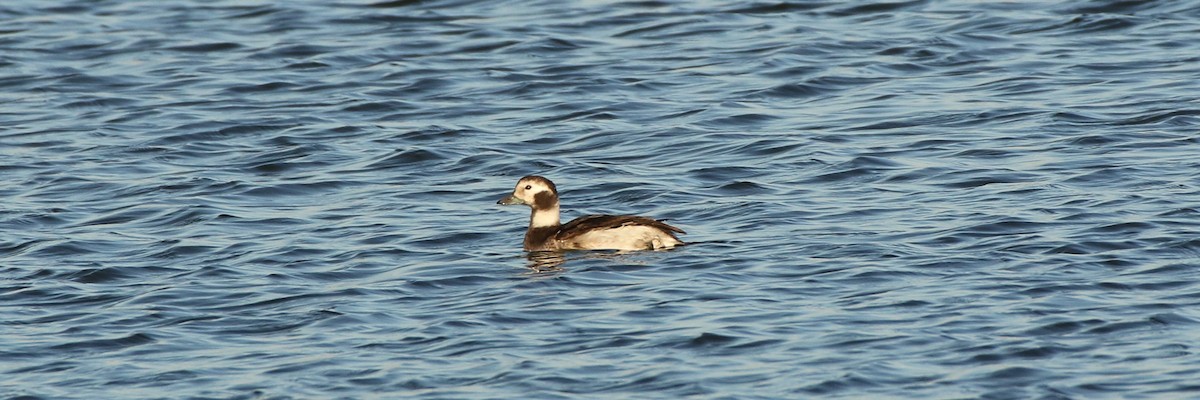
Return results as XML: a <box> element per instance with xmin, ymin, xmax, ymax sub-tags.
<box><xmin>533</xmin><ymin>191</ymin><xmax>557</xmax><ymax>210</ymax></box>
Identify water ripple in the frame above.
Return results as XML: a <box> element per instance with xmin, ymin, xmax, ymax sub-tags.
<box><xmin>2</xmin><ymin>0</ymin><xmax>1200</xmax><ymax>398</ymax></box>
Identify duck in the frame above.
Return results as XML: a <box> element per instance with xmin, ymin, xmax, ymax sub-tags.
<box><xmin>497</xmin><ymin>175</ymin><xmax>686</xmax><ymax>251</ymax></box>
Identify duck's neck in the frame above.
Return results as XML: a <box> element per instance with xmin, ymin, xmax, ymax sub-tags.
<box><xmin>524</xmin><ymin>206</ymin><xmax>561</xmax><ymax>251</ymax></box>
<box><xmin>529</xmin><ymin>205</ymin><xmax>561</xmax><ymax>228</ymax></box>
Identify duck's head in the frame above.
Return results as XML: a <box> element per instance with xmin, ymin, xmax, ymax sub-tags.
<box><xmin>497</xmin><ymin>175</ymin><xmax>558</xmax><ymax>210</ymax></box>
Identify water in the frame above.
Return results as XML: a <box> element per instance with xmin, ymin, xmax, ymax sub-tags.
<box><xmin>3</xmin><ymin>0</ymin><xmax>1199</xmax><ymax>398</ymax></box>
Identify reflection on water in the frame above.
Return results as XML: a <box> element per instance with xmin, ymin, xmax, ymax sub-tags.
<box><xmin>526</xmin><ymin>251</ymin><xmax>568</xmax><ymax>272</ymax></box>
<box><xmin>525</xmin><ymin>250</ymin><xmax>660</xmax><ymax>272</ymax></box>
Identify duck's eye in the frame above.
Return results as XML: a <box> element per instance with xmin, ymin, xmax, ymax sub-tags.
<box><xmin>524</xmin><ymin>185</ymin><xmax>532</xmax><ymax>190</ymax></box>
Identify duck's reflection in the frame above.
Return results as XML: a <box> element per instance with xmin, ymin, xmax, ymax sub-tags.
<box><xmin>524</xmin><ymin>250</ymin><xmax>645</xmax><ymax>272</ymax></box>
<box><xmin>525</xmin><ymin>251</ymin><xmax>567</xmax><ymax>272</ymax></box>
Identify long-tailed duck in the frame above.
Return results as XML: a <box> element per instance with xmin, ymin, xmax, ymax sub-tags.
<box><xmin>497</xmin><ymin>176</ymin><xmax>686</xmax><ymax>251</ymax></box>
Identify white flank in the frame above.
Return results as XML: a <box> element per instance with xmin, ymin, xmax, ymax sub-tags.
<box><xmin>567</xmin><ymin>226</ymin><xmax>681</xmax><ymax>250</ymax></box>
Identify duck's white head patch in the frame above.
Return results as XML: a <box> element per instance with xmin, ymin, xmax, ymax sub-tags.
<box><xmin>498</xmin><ymin>175</ymin><xmax>559</xmax><ymax>210</ymax></box>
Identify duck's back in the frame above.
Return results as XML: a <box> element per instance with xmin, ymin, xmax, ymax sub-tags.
<box><xmin>556</xmin><ymin>215</ymin><xmax>685</xmax><ymax>250</ymax></box>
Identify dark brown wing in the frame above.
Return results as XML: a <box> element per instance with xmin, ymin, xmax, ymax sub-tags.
<box><xmin>557</xmin><ymin>214</ymin><xmax>686</xmax><ymax>241</ymax></box>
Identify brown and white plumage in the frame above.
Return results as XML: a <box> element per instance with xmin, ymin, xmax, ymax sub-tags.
<box><xmin>497</xmin><ymin>176</ymin><xmax>686</xmax><ymax>251</ymax></box>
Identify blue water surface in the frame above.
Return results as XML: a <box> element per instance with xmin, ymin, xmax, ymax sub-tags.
<box><xmin>3</xmin><ymin>0</ymin><xmax>1200</xmax><ymax>398</ymax></box>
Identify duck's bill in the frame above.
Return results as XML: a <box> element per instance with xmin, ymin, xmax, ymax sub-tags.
<box><xmin>497</xmin><ymin>194</ymin><xmax>525</xmax><ymax>205</ymax></box>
